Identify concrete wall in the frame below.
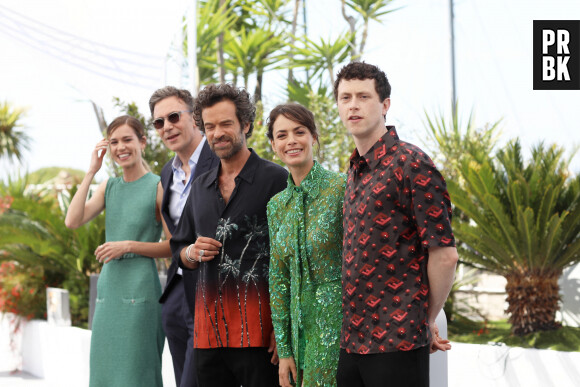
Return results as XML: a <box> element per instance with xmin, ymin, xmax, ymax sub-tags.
<box><xmin>5</xmin><ymin>318</ymin><xmax>176</xmax><ymax>387</ymax></box>
<box><xmin>21</xmin><ymin>320</ymin><xmax>91</xmax><ymax>385</ymax></box>
<box><xmin>559</xmin><ymin>263</ymin><xmax>580</xmax><ymax>327</ymax></box>
<box><xmin>2</xmin><ymin>312</ymin><xmax>448</xmax><ymax>387</ymax></box>
<box><xmin>448</xmin><ymin>342</ymin><xmax>580</xmax><ymax>386</ymax></box>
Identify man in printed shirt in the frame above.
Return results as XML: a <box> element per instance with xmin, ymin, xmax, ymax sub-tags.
<box><xmin>170</xmin><ymin>83</ymin><xmax>287</xmax><ymax>387</ymax></box>
<box><xmin>334</xmin><ymin>62</ymin><xmax>458</xmax><ymax>387</ymax></box>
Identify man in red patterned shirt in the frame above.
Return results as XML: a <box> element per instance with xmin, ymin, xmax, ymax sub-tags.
<box><xmin>334</xmin><ymin>62</ymin><xmax>458</xmax><ymax>387</ymax></box>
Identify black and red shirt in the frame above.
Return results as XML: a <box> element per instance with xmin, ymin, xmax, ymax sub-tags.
<box><xmin>171</xmin><ymin>150</ymin><xmax>288</xmax><ymax>348</ymax></box>
<box><xmin>341</xmin><ymin>127</ymin><xmax>455</xmax><ymax>354</ymax></box>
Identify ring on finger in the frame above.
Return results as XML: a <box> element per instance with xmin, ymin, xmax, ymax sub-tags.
<box><xmin>199</xmin><ymin>249</ymin><xmax>205</xmax><ymax>263</ymax></box>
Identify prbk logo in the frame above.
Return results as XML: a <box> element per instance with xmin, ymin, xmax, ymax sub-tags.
<box><xmin>533</xmin><ymin>20</ymin><xmax>580</xmax><ymax>90</ymax></box>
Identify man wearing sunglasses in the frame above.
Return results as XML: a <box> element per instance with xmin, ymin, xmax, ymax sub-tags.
<box><xmin>150</xmin><ymin>86</ymin><xmax>219</xmax><ymax>387</ymax></box>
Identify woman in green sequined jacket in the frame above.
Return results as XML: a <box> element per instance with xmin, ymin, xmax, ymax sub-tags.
<box><xmin>266</xmin><ymin>104</ymin><xmax>345</xmax><ymax>387</ymax></box>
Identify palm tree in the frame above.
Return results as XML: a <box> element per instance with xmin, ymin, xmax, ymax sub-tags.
<box><xmin>422</xmin><ymin>106</ymin><xmax>504</xmax><ymax>323</ymax></box>
<box><xmin>249</xmin><ymin>0</ymin><xmax>291</xmax><ymax>21</ymax></box>
<box><xmin>194</xmin><ymin>0</ymin><xmax>237</xmax><ymax>86</ymax></box>
<box><xmin>291</xmin><ymin>32</ymin><xmax>353</xmax><ymax>85</ymax></box>
<box><xmin>0</xmin><ymin>101</ymin><xmax>31</xmax><ymax>164</ymax></box>
<box><xmin>287</xmin><ymin>0</ymin><xmax>302</xmax><ymax>86</ymax></box>
<box><xmin>223</xmin><ymin>26</ymin><xmax>285</xmax><ymax>95</ymax></box>
<box><xmin>446</xmin><ymin>140</ymin><xmax>580</xmax><ymax>335</ymax></box>
<box><xmin>341</xmin><ymin>0</ymin><xmax>399</xmax><ymax>59</ymax></box>
<box><xmin>423</xmin><ymin>103</ymin><xmax>502</xmax><ymax>182</ymax></box>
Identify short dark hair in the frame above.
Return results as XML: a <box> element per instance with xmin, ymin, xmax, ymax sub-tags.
<box><xmin>266</xmin><ymin>103</ymin><xmax>319</xmax><ymax>142</ymax></box>
<box><xmin>333</xmin><ymin>62</ymin><xmax>391</xmax><ymax>101</ymax></box>
<box><xmin>106</xmin><ymin>115</ymin><xmax>145</xmax><ymax>139</ymax></box>
<box><xmin>193</xmin><ymin>84</ymin><xmax>256</xmax><ymax>139</ymax></box>
<box><xmin>149</xmin><ymin>86</ymin><xmax>194</xmax><ymax>116</ymax></box>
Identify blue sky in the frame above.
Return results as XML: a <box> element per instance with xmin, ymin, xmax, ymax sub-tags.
<box><xmin>1</xmin><ymin>0</ymin><xmax>579</xmax><ymax>181</ymax></box>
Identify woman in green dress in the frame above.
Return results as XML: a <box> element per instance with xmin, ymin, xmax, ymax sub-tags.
<box><xmin>266</xmin><ymin>104</ymin><xmax>345</xmax><ymax>387</ymax></box>
<box><xmin>65</xmin><ymin>115</ymin><xmax>171</xmax><ymax>387</ymax></box>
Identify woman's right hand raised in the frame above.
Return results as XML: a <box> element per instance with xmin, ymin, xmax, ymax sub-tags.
<box><xmin>89</xmin><ymin>138</ymin><xmax>109</xmax><ymax>174</ymax></box>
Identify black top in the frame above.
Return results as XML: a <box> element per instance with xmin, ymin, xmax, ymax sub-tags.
<box><xmin>341</xmin><ymin>127</ymin><xmax>455</xmax><ymax>354</ymax></box>
<box><xmin>170</xmin><ymin>149</ymin><xmax>288</xmax><ymax>348</ymax></box>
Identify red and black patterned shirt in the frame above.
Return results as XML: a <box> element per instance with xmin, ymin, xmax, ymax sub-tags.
<box><xmin>341</xmin><ymin>127</ymin><xmax>455</xmax><ymax>354</ymax></box>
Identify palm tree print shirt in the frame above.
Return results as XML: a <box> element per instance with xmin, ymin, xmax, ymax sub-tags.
<box><xmin>342</xmin><ymin>127</ymin><xmax>456</xmax><ymax>354</ymax></box>
<box><xmin>170</xmin><ymin>150</ymin><xmax>288</xmax><ymax>348</ymax></box>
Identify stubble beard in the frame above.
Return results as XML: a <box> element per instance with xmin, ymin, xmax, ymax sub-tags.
<box><xmin>211</xmin><ymin>135</ymin><xmax>244</xmax><ymax>160</ymax></box>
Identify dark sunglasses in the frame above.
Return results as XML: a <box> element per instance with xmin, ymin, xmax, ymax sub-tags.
<box><xmin>152</xmin><ymin>110</ymin><xmax>192</xmax><ymax>130</ymax></box>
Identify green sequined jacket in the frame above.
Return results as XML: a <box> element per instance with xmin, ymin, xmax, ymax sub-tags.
<box><xmin>267</xmin><ymin>161</ymin><xmax>346</xmax><ymax>385</ymax></box>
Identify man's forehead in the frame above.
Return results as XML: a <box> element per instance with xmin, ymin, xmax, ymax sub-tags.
<box><xmin>338</xmin><ymin>78</ymin><xmax>376</xmax><ymax>93</ymax></box>
<box><xmin>153</xmin><ymin>96</ymin><xmax>186</xmax><ymax>114</ymax></box>
<box><xmin>202</xmin><ymin>100</ymin><xmax>237</xmax><ymax>117</ymax></box>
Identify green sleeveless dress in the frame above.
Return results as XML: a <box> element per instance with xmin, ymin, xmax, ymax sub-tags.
<box><xmin>90</xmin><ymin>172</ymin><xmax>164</xmax><ymax>387</ymax></box>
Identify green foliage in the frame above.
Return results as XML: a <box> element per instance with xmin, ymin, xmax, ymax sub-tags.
<box><xmin>423</xmin><ymin>105</ymin><xmax>580</xmax><ymax>273</ymax></box>
<box><xmin>423</xmin><ymin>103</ymin><xmax>502</xmax><ymax>183</ymax></box>
<box><xmin>447</xmin><ymin>140</ymin><xmax>580</xmax><ymax>275</ymax></box>
<box><xmin>423</xmin><ymin>104</ymin><xmax>580</xmax><ymax>334</ymax></box>
<box><xmin>193</xmin><ymin>0</ymin><xmax>238</xmax><ymax>84</ymax></box>
<box><xmin>445</xmin><ymin>138</ymin><xmax>580</xmax><ymax>334</ymax></box>
<box><xmin>182</xmin><ymin>0</ymin><xmax>392</xmax><ymax>96</ymax></box>
<box><xmin>247</xmin><ymin>101</ymin><xmax>280</xmax><ymax>165</ymax></box>
<box><xmin>449</xmin><ymin>318</ymin><xmax>580</xmax><ymax>352</ymax></box>
<box><xmin>290</xmin><ymin>31</ymin><xmax>355</xmax><ymax>85</ymax></box>
<box><xmin>25</xmin><ymin>167</ymin><xmax>86</xmax><ymax>185</ymax></box>
<box><xmin>224</xmin><ymin>26</ymin><xmax>286</xmax><ymax>89</ymax></box>
<box><xmin>0</xmin><ymin>101</ymin><xmax>31</xmax><ymax>163</ymax></box>
<box><xmin>0</xmin><ymin>177</ymin><xmax>104</xmax><ymax>327</ymax></box>
<box><xmin>306</xmin><ymin>91</ymin><xmax>353</xmax><ymax>173</ymax></box>
<box><xmin>242</xmin><ymin>0</ymin><xmax>292</xmax><ymax>24</ymax></box>
<box><xmin>346</xmin><ymin>0</ymin><xmax>399</xmax><ymax>21</ymax></box>
<box><xmin>341</xmin><ymin>0</ymin><xmax>399</xmax><ymax>57</ymax></box>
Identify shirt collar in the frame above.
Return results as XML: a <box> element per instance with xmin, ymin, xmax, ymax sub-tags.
<box><xmin>171</xmin><ymin>136</ymin><xmax>207</xmax><ymax>173</ymax></box>
<box><xmin>204</xmin><ymin>148</ymin><xmax>260</xmax><ymax>188</ymax></box>
<box><xmin>350</xmin><ymin>126</ymin><xmax>399</xmax><ymax>171</ymax></box>
<box><xmin>282</xmin><ymin>160</ymin><xmax>324</xmax><ymax>205</ymax></box>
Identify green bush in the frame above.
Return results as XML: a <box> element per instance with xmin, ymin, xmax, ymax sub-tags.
<box><xmin>0</xmin><ymin>177</ymin><xmax>103</xmax><ymax>327</ymax></box>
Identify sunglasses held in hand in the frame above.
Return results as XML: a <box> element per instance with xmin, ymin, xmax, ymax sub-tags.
<box><xmin>152</xmin><ymin>110</ymin><xmax>193</xmax><ymax>130</ymax></box>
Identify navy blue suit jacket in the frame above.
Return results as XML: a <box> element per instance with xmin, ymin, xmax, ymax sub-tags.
<box><xmin>159</xmin><ymin>140</ymin><xmax>219</xmax><ymax>314</ymax></box>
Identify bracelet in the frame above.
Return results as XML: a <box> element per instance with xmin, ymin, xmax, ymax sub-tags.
<box><xmin>185</xmin><ymin>244</ymin><xmax>196</xmax><ymax>264</ymax></box>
